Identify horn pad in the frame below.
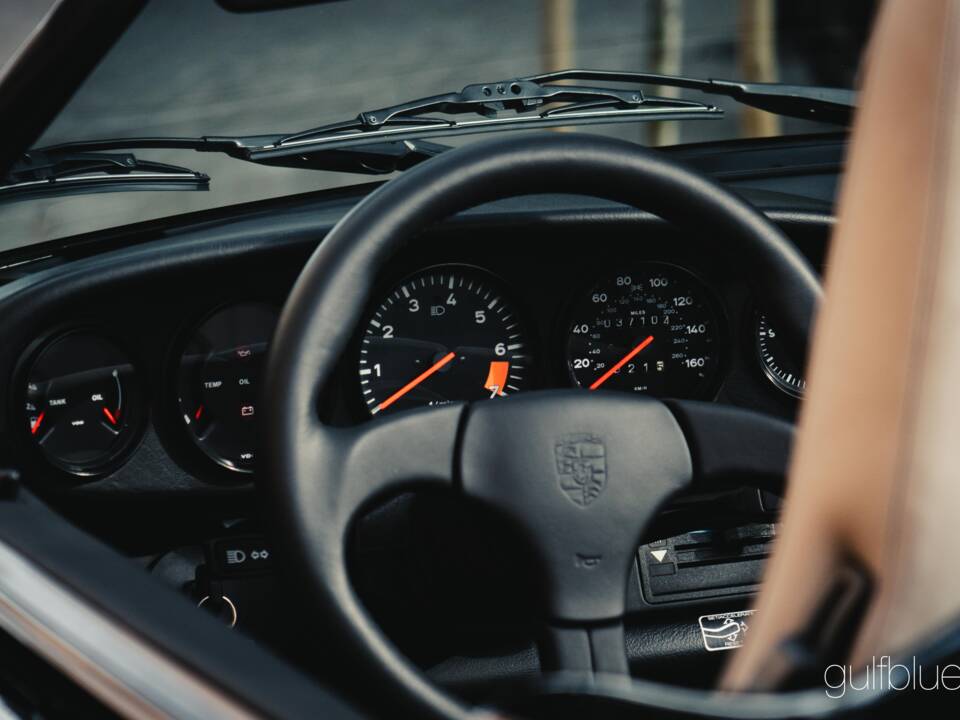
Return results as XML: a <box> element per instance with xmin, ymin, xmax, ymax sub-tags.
<box><xmin>458</xmin><ymin>390</ymin><xmax>693</xmax><ymax>622</ymax></box>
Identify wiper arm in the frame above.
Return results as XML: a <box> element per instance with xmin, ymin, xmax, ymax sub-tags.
<box><xmin>2</xmin><ymin>138</ymin><xmax>447</xmax><ymax>203</ymax></box>
<box><xmin>260</xmin><ymin>69</ymin><xmax>851</xmax><ymax>160</ymax></box>
<box><xmin>25</xmin><ymin>71</ymin><xmax>723</xmax><ymax>173</ymax></box>
<box><xmin>515</xmin><ymin>70</ymin><xmax>857</xmax><ymax>126</ymax></box>
<box><xmin>1</xmin><ymin>150</ymin><xmax>209</xmax><ymax>202</ymax></box>
<box><xmin>19</xmin><ymin>69</ymin><xmax>853</xmax><ymax>190</ymax></box>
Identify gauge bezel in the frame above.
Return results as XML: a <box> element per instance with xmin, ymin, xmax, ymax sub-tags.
<box><xmin>172</xmin><ymin>300</ymin><xmax>280</xmax><ymax>476</ymax></box>
<box><xmin>355</xmin><ymin>263</ymin><xmax>535</xmax><ymax>417</ymax></box>
<box><xmin>561</xmin><ymin>261</ymin><xmax>728</xmax><ymax>401</ymax></box>
<box><xmin>754</xmin><ymin>311</ymin><xmax>806</xmax><ymax>399</ymax></box>
<box><xmin>13</xmin><ymin>327</ymin><xmax>146</xmax><ymax>480</ymax></box>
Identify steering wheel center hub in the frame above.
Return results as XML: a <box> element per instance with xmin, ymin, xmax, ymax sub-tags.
<box><xmin>459</xmin><ymin>391</ymin><xmax>692</xmax><ymax>622</ymax></box>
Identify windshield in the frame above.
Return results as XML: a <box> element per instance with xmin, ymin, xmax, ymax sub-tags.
<box><xmin>0</xmin><ymin>0</ymin><xmax>875</xmax><ymax>252</ymax></box>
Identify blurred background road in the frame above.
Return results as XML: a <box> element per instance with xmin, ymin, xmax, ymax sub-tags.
<box><xmin>0</xmin><ymin>0</ymin><xmax>875</xmax><ymax>251</ymax></box>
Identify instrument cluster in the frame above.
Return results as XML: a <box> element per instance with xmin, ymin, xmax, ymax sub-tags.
<box><xmin>14</xmin><ymin>260</ymin><xmax>805</xmax><ymax>482</ymax></box>
<box><xmin>352</xmin><ymin>261</ymin><xmax>805</xmax><ymax>420</ymax></box>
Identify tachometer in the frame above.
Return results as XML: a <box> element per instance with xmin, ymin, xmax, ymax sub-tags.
<box><xmin>360</xmin><ymin>266</ymin><xmax>531</xmax><ymax>415</ymax></box>
<box><xmin>566</xmin><ymin>264</ymin><xmax>720</xmax><ymax>398</ymax></box>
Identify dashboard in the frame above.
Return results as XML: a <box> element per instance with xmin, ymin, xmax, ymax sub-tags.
<box><xmin>0</xmin><ymin>136</ymin><xmax>838</xmax><ymax>499</ymax></box>
<box><xmin>0</xmin><ymin>135</ymin><xmax>837</xmax><ymax>674</ymax></box>
<box><xmin>2</xmin><ymin>215</ymin><xmax>818</xmax><ymax>495</ymax></box>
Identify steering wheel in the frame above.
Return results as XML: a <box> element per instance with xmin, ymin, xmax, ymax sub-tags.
<box><xmin>263</xmin><ymin>133</ymin><xmax>821</xmax><ymax>719</ymax></box>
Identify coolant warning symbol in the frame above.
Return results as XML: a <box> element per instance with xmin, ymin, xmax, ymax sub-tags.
<box><xmin>698</xmin><ymin>610</ymin><xmax>755</xmax><ymax>652</ymax></box>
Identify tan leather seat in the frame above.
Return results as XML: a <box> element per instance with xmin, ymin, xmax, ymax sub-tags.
<box><xmin>723</xmin><ymin>0</ymin><xmax>960</xmax><ymax>690</ymax></box>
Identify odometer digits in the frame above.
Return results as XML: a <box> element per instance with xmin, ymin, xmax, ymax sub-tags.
<box><xmin>360</xmin><ymin>267</ymin><xmax>531</xmax><ymax>415</ymax></box>
<box><xmin>566</xmin><ymin>265</ymin><xmax>720</xmax><ymax>398</ymax></box>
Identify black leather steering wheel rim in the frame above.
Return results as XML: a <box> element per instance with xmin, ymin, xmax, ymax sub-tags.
<box><xmin>264</xmin><ymin>133</ymin><xmax>822</xmax><ymax>719</ymax></box>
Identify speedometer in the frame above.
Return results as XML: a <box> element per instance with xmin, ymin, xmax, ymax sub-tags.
<box><xmin>359</xmin><ymin>266</ymin><xmax>532</xmax><ymax>415</ymax></box>
<box><xmin>566</xmin><ymin>264</ymin><xmax>721</xmax><ymax>398</ymax></box>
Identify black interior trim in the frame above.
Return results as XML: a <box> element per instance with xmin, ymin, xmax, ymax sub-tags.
<box><xmin>0</xmin><ymin>487</ymin><xmax>361</xmax><ymax>720</ymax></box>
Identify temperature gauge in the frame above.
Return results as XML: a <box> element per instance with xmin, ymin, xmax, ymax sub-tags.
<box><xmin>177</xmin><ymin>303</ymin><xmax>278</xmax><ymax>473</ymax></box>
<box><xmin>25</xmin><ymin>332</ymin><xmax>142</xmax><ymax>475</ymax></box>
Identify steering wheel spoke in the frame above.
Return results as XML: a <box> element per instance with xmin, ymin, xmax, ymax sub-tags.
<box><xmin>307</xmin><ymin>403</ymin><xmax>467</xmax><ymax>539</ymax></box>
<box><xmin>541</xmin><ymin>621</ymin><xmax>630</xmax><ymax>676</ymax></box>
<box><xmin>663</xmin><ymin>400</ymin><xmax>794</xmax><ymax>495</ymax></box>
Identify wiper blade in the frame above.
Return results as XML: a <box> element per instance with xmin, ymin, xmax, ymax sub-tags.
<box><xmin>1</xmin><ymin>150</ymin><xmax>209</xmax><ymax>202</ymax></box>
<box><xmin>270</xmin><ymin>72</ymin><xmax>723</xmax><ymax>154</ymax></box>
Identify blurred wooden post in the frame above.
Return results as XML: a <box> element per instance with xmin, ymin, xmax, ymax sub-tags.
<box><xmin>649</xmin><ymin>0</ymin><xmax>684</xmax><ymax>146</ymax></box>
<box><xmin>739</xmin><ymin>0</ymin><xmax>780</xmax><ymax>137</ymax></box>
<box><xmin>541</xmin><ymin>0</ymin><xmax>576</xmax><ymax>73</ymax></box>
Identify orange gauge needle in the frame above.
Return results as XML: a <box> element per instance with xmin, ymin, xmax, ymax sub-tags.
<box><xmin>375</xmin><ymin>351</ymin><xmax>456</xmax><ymax>414</ymax></box>
<box><xmin>30</xmin><ymin>411</ymin><xmax>45</xmax><ymax>435</ymax></box>
<box><xmin>589</xmin><ymin>335</ymin><xmax>655</xmax><ymax>390</ymax></box>
<box><xmin>102</xmin><ymin>407</ymin><xmax>119</xmax><ymax>425</ymax></box>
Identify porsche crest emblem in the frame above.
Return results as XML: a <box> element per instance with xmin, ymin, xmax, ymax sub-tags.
<box><xmin>555</xmin><ymin>434</ymin><xmax>607</xmax><ymax>507</ymax></box>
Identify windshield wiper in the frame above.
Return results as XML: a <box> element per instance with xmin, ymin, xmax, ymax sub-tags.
<box><xmin>262</xmin><ymin>70</ymin><xmax>724</xmax><ymax>159</ymax></box>
<box><xmin>266</xmin><ymin>69</ymin><xmax>852</xmax><ymax>155</ymax></box>
<box><xmin>1</xmin><ymin>150</ymin><xmax>209</xmax><ymax>202</ymax></box>
<box><xmin>17</xmin><ymin>69</ymin><xmax>854</xmax><ymax>197</ymax></box>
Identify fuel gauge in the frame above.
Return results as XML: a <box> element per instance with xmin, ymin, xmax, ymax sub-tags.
<box><xmin>25</xmin><ymin>332</ymin><xmax>142</xmax><ymax>475</ymax></box>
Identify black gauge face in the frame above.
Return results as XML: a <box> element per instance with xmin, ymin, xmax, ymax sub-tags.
<box><xmin>177</xmin><ymin>303</ymin><xmax>278</xmax><ymax>473</ymax></box>
<box><xmin>566</xmin><ymin>264</ymin><xmax>721</xmax><ymax>398</ymax></box>
<box><xmin>360</xmin><ymin>267</ymin><xmax>532</xmax><ymax>415</ymax></box>
<box><xmin>24</xmin><ymin>332</ymin><xmax>142</xmax><ymax>475</ymax></box>
<box><xmin>756</xmin><ymin>314</ymin><xmax>806</xmax><ymax>398</ymax></box>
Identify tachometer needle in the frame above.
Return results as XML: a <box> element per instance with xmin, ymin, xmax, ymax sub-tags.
<box><xmin>374</xmin><ymin>351</ymin><xmax>456</xmax><ymax>414</ymax></box>
<box><xmin>589</xmin><ymin>335</ymin><xmax>655</xmax><ymax>390</ymax></box>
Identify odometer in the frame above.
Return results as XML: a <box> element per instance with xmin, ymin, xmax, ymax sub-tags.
<box><xmin>360</xmin><ymin>266</ymin><xmax>531</xmax><ymax>415</ymax></box>
<box><xmin>566</xmin><ymin>264</ymin><xmax>720</xmax><ymax>398</ymax></box>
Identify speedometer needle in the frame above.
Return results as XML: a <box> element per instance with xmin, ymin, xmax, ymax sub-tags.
<box><xmin>589</xmin><ymin>335</ymin><xmax>655</xmax><ymax>390</ymax></box>
<box><xmin>374</xmin><ymin>351</ymin><xmax>457</xmax><ymax>414</ymax></box>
